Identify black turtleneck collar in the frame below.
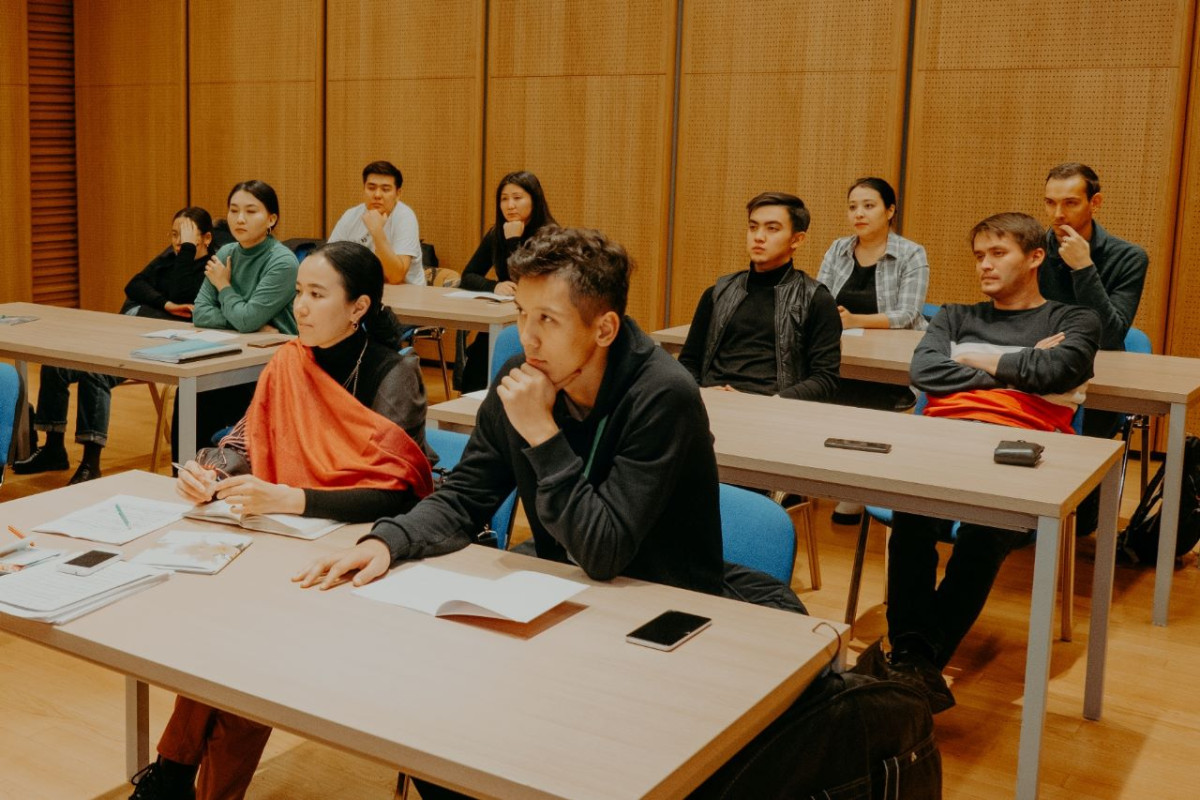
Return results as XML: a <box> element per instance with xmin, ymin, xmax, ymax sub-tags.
<box><xmin>747</xmin><ymin>259</ymin><xmax>793</xmax><ymax>287</ymax></box>
<box><xmin>312</xmin><ymin>326</ymin><xmax>369</xmax><ymax>388</ymax></box>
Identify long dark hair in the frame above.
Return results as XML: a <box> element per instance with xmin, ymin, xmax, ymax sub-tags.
<box><xmin>226</xmin><ymin>179</ymin><xmax>281</xmax><ymax>236</ymax></box>
<box><xmin>491</xmin><ymin>170</ymin><xmax>556</xmax><ymax>267</ymax></box>
<box><xmin>308</xmin><ymin>240</ymin><xmax>404</xmax><ymax>349</ymax></box>
<box><xmin>172</xmin><ymin>206</ymin><xmax>214</xmax><ymax>256</ymax></box>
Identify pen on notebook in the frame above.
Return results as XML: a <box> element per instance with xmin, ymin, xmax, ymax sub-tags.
<box><xmin>0</xmin><ymin>538</ymin><xmax>34</xmax><ymax>558</ymax></box>
<box><xmin>115</xmin><ymin>503</ymin><xmax>132</xmax><ymax>529</ymax></box>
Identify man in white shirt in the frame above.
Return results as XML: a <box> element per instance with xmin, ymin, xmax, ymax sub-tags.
<box><xmin>328</xmin><ymin>160</ymin><xmax>425</xmax><ymax>284</ymax></box>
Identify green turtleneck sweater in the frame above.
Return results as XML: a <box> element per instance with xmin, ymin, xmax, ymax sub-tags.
<box><xmin>193</xmin><ymin>236</ymin><xmax>298</xmax><ymax>334</ymax></box>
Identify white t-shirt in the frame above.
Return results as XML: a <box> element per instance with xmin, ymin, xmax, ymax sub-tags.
<box><xmin>328</xmin><ymin>201</ymin><xmax>426</xmax><ymax>284</ymax></box>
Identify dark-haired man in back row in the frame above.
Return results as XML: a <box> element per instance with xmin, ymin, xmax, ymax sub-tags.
<box><xmin>328</xmin><ymin>159</ymin><xmax>425</xmax><ymax>285</ymax></box>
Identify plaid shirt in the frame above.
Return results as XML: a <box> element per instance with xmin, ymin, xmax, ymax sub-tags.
<box><xmin>817</xmin><ymin>232</ymin><xmax>929</xmax><ymax>330</ymax></box>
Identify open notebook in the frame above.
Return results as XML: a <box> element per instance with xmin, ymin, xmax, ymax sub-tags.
<box><xmin>353</xmin><ymin>564</ymin><xmax>587</xmax><ymax>623</ymax></box>
<box><xmin>184</xmin><ymin>500</ymin><xmax>343</xmax><ymax>539</ymax></box>
<box><xmin>131</xmin><ymin>530</ymin><xmax>252</xmax><ymax>574</ymax></box>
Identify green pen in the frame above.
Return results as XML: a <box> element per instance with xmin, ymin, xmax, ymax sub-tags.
<box><xmin>114</xmin><ymin>503</ymin><xmax>132</xmax><ymax>529</ymax></box>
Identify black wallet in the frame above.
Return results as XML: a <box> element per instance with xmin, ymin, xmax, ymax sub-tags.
<box><xmin>994</xmin><ymin>440</ymin><xmax>1044</xmax><ymax>467</ymax></box>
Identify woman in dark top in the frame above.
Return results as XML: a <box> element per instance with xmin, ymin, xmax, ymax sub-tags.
<box><xmin>13</xmin><ymin>207</ymin><xmax>214</xmax><ymax>486</ymax></box>
<box><xmin>136</xmin><ymin>243</ymin><xmax>435</xmax><ymax>800</ymax></box>
<box><xmin>458</xmin><ymin>170</ymin><xmax>556</xmax><ymax>390</ymax></box>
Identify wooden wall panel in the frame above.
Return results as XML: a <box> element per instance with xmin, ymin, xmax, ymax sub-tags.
<box><xmin>486</xmin><ymin>0</ymin><xmax>677</xmax><ymax>328</ymax></box>
<box><xmin>669</xmin><ymin>0</ymin><xmax>910</xmax><ymax>325</ymax></box>
<box><xmin>75</xmin><ymin>0</ymin><xmax>187</xmax><ymax>313</ymax></box>
<box><xmin>1169</xmin><ymin>11</ymin><xmax>1200</xmax><ymax>363</ymax></box>
<box><xmin>189</xmin><ymin>0</ymin><xmax>324</xmax><ymax>239</ymax></box>
<box><xmin>0</xmin><ymin>2</ymin><xmax>31</xmax><ymax>303</ymax></box>
<box><xmin>325</xmin><ymin>0</ymin><xmax>484</xmax><ymax>273</ymax></box>
<box><xmin>905</xmin><ymin>0</ymin><xmax>1192</xmax><ymax>351</ymax></box>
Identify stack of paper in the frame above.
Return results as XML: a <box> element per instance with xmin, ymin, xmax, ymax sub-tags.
<box><xmin>131</xmin><ymin>339</ymin><xmax>241</xmax><ymax>363</ymax></box>
<box><xmin>0</xmin><ymin>547</ymin><xmax>62</xmax><ymax>575</ymax></box>
<box><xmin>34</xmin><ymin>495</ymin><xmax>190</xmax><ymax>545</ymax></box>
<box><xmin>0</xmin><ymin>560</ymin><xmax>169</xmax><ymax>623</ymax></box>
<box><xmin>142</xmin><ymin>329</ymin><xmax>238</xmax><ymax>342</ymax></box>
<box><xmin>445</xmin><ymin>290</ymin><xmax>515</xmax><ymax>303</ymax></box>
<box><xmin>131</xmin><ymin>530</ymin><xmax>252</xmax><ymax>574</ymax></box>
<box><xmin>354</xmin><ymin>564</ymin><xmax>587</xmax><ymax>623</ymax></box>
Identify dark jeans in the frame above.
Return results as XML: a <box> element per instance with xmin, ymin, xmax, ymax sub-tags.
<box><xmin>32</xmin><ymin>366</ymin><xmax>124</xmax><ymax>446</ymax></box>
<box><xmin>459</xmin><ymin>332</ymin><xmax>490</xmax><ymax>393</ymax></box>
<box><xmin>886</xmin><ymin>512</ymin><xmax>1023</xmax><ymax>668</ymax></box>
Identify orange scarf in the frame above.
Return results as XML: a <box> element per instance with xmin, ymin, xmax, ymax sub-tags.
<box><xmin>244</xmin><ymin>341</ymin><xmax>433</xmax><ymax>496</ymax></box>
<box><xmin>923</xmin><ymin>388</ymin><xmax>1076</xmax><ymax>433</ymax></box>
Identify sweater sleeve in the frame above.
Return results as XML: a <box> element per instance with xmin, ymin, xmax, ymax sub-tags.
<box><xmin>677</xmin><ymin>287</ymin><xmax>715</xmax><ymax>383</ymax></box>
<box><xmin>884</xmin><ymin>244</ymin><xmax>930</xmax><ymax>330</ymax></box>
<box><xmin>1070</xmin><ymin>246</ymin><xmax>1148</xmax><ymax>349</ymax></box>
<box><xmin>459</xmin><ymin>230</ymin><xmax>499</xmax><ymax>291</ymax></box>
<box><xmin>363</xmin><ymin>389</ymin><xmax>517</xmax><ymax>563</ymax></box>
<box><xmin>521</xmin><ymin>377</ymin><xmax>708</xmax><ymax>581</ymax></box>
<box><xmin>993</xmin><ymin>306</ymin><xmax>1101</xmax><ymax>394</ymax></box>
<box><xmin>910</xmin><ymin>307</ymin><xmax>1005</xmax><ymax>394</ymax></box>
<box><xmin>302</xmin><ymin>487</ymin><xmax>418</xmax><ymax>522</ymax></box>
<box><xmin>124</xmin><ymin>250</ymin><xmax>174</xmax><ymax>311</ymax></box>
<box><xmin>212</xmin><ymin>247</ymin><xmax>298</xmax><ymax>333</ymax></box>
<box><xmin>778</xmin><ymin>286</ymin><xmax>841</xmax><ymax>401</ymax></box>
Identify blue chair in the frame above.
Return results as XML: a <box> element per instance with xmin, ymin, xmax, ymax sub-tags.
<box><xmin>922</xmin><ymin>302</ymin><xmax>942</xmax><ymax>321</ymax></box>
<box><xmin>425</xmin><ymin>427</ymin><xmax>518</xmax><ymax>550</ymax></box>
<box><xmin>489</xmin><ymin>324</ymin><xmax>524</xmax><ymax>383</ymax></box>
<box><xmin>845</xmin><ymin>395</ymin><xmax>1085</xmax><ymax>641</ymax></box>
<box><xmin>0</xmin><ymin>364</ymin><xmax>19</xmax><ymax>487</ymax></box>
<box><xmin>719</xmin><ymin>484</ymin><xmax>796</xmax><ymax>584</ymax></box>
<box><xmin>1117</xmin><ymin>328</ymin><xmax>1153</xmax><ymax>496</ymax></box>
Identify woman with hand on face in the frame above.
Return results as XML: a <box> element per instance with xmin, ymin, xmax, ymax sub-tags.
<box><xmin>131</xmin><ymin>242</ymin><xmax>434</xmax><ymax>800</ymax></box>
<box><xmin>458</xmin><ymin>170</ymin><xmax>557</xmax><ymax>391</ymax></box>
<box><xmin>817</xmin><ymin>177</ymin><xmax>930</xmax><ymax>523</ymax></box>
<box><xmin>123</xmin><ymin>206</ymin><xmax>215</xmax><ymax>320</ymax></box>
<box><xmin>176</xmin><ymin>180</ymin><xmax>300</xmax><ymax>456</ymax></box>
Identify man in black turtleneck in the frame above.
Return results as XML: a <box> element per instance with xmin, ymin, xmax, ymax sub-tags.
<box><xmin>678</xmin><ymin>192</ymin><xmax>841</xmax><ymax>401</ymax></box>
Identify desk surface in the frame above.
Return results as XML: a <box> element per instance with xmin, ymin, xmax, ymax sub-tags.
<box><xmin>429</xmin><ymin>389</ymin><xmax>1122</xmax><ymax>530</ymax></box>
<box><xmin>383</xmin><ymin>285</ymin><xmax>518</xmax><ymax>331</ymax></box>
<box><xmin>650</xmin><ymin>325</ymin><xmax>1200</xmax><ymax>412</ymax></box>
<box><xmin>0</xmin><ymin>302</ymin><xmax>282</xmax><ymax>384</ymax></box>
<box><xmin>0</xmin><ymin>472</ymin><xmax>842</xmax><ymax>800</ymax></box>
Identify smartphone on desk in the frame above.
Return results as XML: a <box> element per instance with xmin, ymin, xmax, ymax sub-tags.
<box><xmin>626</xmin><ymin>610</ymin><xmax>712</xmax><ymax>651</ymax></box>
<box><xmin>57</xmin><ymin>549</ymin><xmax>121</xmax><ymax>576</ymax></box>
<box><xmin>824</xmin><ymin>437</ymin><xmax>892</xmax><ymax>454</ymax></box>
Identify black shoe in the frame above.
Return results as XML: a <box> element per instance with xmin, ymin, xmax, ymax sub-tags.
<box><xmin>68</xmin><ymin>463</ymin><xmax>101</xmax><ymax>485</ymax></box>
<box><xmin>12</xmin><ymin>445</ymin><xmax>69</xmax><ymax>475</ymax></box>
<box><xmin>831</xmin><ymin>510</ymin><xmax>864</xmax><ymax>526</ymax></box>
<box><xmin>887</xmin><ymin>648</ymin><xmax>956</xmax><ymax>714</ymax></box>
<box><xmin>129</xmin><ymin>758</ymin><xmax>196</xmax><ymax>800</ymax></box>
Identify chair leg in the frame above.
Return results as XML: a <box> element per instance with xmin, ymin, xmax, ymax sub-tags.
<box><xmin>845</xmin><ymin>514</ymin><xmax>872</xmax><ymax>627</ymax></box>
<box><xmin>786</xmin><ymin>500</ymin><xmax>821</xmax><ymax>590</ymax></box>
<box><xmin>1059</xmin><ymin>512</ymin><xmax>1076</xmax><ymax>642</ymax></box>
<box><xmin>149</xmin><ymin>385</ymin><xmax>174</xmax><ymax>473</ymax></box>
<box><xmin>434</xmin><ymin>330</ymin><xmax>451</xmax><ymax>399</ymax></box>
<box><xmin>1139</xmin><ymin>415</ymin><xmax>1152</xmax><ymax>495</ymax></box>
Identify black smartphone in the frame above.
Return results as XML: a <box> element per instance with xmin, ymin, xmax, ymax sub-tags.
<box><xmin>626</xmin><ymin>610</ymin><xmax>712</xmax><ymax>651</ymax></box>
<box><xmin>57</xmin><ymin>549</ymin><xmax>121</xmax><ymax>576</ymax></box>
<box><xmin>824</xmin><ymin>437</ymin><xmax>892</xmax><ymax>454</ymax></box>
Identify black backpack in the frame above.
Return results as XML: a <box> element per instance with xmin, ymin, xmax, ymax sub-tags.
<box><xmin>1118</xmin><ymin>435</ymin><xmax>1200</xmax><ymax>565</ymax></box>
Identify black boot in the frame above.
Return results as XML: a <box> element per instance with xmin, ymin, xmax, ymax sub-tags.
<box><xmin>129</xmin><ymin>756</ymin><xmax>197</xmax><ymax>799</ymax></box>
<box><xmin>12</xmin><ymin>432</ymin><xmax>69</xmax><ymax>474</ymax></box>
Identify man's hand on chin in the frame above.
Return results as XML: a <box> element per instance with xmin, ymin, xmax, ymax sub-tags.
<box><xmin>498</xmin><ymin>362</ymin><xmax>562</xmax><ymax>447</ymax></box>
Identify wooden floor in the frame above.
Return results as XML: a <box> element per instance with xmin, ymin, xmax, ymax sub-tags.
<box><xmin>3</xmin><ymin>363</ymin><xmax>1200</xmax><ymax>799</ymax></box>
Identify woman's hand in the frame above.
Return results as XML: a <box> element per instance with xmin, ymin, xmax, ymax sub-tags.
<box><xmin>494</xmin><ymin>281</ymin><xmax>517</xmax><ymax>297</ymax></box>
<box><xmin>502</xmin><ymin>219</ymin><xmax>525</xmax><ymax>239</ymax></box>
<box><xmin>176</xmin><ymin>460</ymin><xmax>220</xmax><ymax>504</ymax></box>
<box><xmin>215</xmin><ymin>475</ymin><xmax>306</xmax><ymax>516</ymax></box>
<box><xmin>163</xmin><ymin>301</ymin><xmax>193</xmax><ymax>318</ymax></box>
<box><xmin>837</xmin><ymin>306</ymin><xmax>860</xmax><ymax>329</ymax></box>
<box><xmin>205</xmin><ymin>255</ymin><xmax>232</xmax><ymax>291</ymax></box>
<box><xmin>293</xmin><ymin>539</ymin><xmax>392</xmax><ymax>589</ymax></box>
<box><xmin>178</xmin><ymin>217</ymin><xmax>202</xmax><ymax>246</ymax></box>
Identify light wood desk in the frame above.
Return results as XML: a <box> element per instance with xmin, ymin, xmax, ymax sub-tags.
<box><xmin>382</xmin><ymin>285</ymin><xmax>517</xmax><ymax>376</ymax></box>
<box><xmin>652</xmin><ymin>323</ymin><xmax>1200</xmax><ymax>627</ymax></box>
<box><xmin>0</xmin><ymin>471</ymin><xmax>845</xmax><ymax>800</ymax></box>
<box><xmin>428</xmin><ymin>389</ymin><xmax>1124</xmax><ymax>799</ymax></box>
<box><xmin>0</xmin><ymin>302</ymin><xmax>286</xmax><ymax>462</ymax></box>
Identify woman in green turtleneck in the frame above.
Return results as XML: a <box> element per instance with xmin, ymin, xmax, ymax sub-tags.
<box><xmin>174</xmin><ymin>180</ymin><xmax>299</xmax><ymax>458</ymax></box>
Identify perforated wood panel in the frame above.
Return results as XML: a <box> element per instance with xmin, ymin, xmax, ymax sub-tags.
<box><xmin>905</xmin><ymin>0</ymin><xmax>1192</xmax><ymax>350</ymax></box>
<box><xmin>486</xmin><ymin>0</ymin><xmax>677</xmax><ymax>328</ymax></box>
<box><xmin>325</xmin><ymin>0</ymin><xmax>484</xmax><ymax>274</ymax></box>
<box><xmin>189</xmin><ymin>0</ymin><xmax>324</xmax><ymax>237</ymax></box>
<box><xmin>75</xmin><ymin>0</ymin><xmax>187</xmax><ymax>313</ymax></box>
<box><xmin>669</xmin><ymin>0</ymin><xmax>910</xmax><ymax>325</ymax></box>
<box><xmin>0</xmin><ymin>2</ymin><xmax>31</xmax><ymax>303</ymax></box>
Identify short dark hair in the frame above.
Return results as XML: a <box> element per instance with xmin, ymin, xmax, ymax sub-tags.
<box><xmin>1046</xmin><ymin>162</ymin><xmax>1100</xmax><ymax>199</ymax></box>
<box><xmin>848</xmin><ymin>177</ymin><xmax>897</xmax><ymax>213</ymax></box>
<box><xmin>173</xmin><ymin>206</ymin><xmax>213</xmax><ymax>237</ymax></box>
<box><xmin>969</xmin><ymin>212</ymin><xmax>1045</xmax><ymax>254</ymax></box>
<box><xmin>362</xmin><ymin>160</ymin><xmax>403</xmax><ymax>190</ymax></box>
<box><xmin>227</xmin><ymin>180</ymin><xmax>281</xmax><ymax>232</ymax></box>
<box><xmin>508</xmin><ymin>226</ymin><xmax>631</xmax><ymax>321</ymax></box>
<box><xmin>746</xmin><ymin>192</ymin><xmax>810</xmax><ymax>233</ymax></box>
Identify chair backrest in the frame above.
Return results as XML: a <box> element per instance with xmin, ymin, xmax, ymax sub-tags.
<box><xmin>922</xmin><ymin>302</ymin><xmax>942</xmax><ymax>321</ymax></box>
<box><xmin>0</xmin><ymin>363</ymin><xmax>18</xmax><ymax>473</ymax></box>
<box><xmin>281</xmin><ymin>237</ymin><xmax>324</xmax><ymax>263</ymax></box>
<box><xmin>718</xmin><ymin>484</ymin><xmax>796</xmax><ymax>584</ymax></box>
<box><xmin>489</xmin><ymin>325</ymin><xmax>525</xmax><ymax>383</ymax></box>
<box><xmin>420</xmin><ymin>240</ymin><xmax>439</xmax><ymax>268</ymax></box>
<box><xmin>423</xmin><ymin>427</ymin><xmax>517</xmax><ymax>549</ymax></box>
<box><xmin>1125</xmin><ymin>327</ymin><xmax>1152</xmax><ymax>354</ymax></box>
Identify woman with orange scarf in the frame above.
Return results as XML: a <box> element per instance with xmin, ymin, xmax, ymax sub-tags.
<box><xmin>129</xmin><ymin>241</ymin><xmax>434</xmax><ymax>800</ymax></box>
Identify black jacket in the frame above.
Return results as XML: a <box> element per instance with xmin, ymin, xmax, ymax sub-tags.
<box><xmin>366</xmin><ymin>317</ymin><xmax>725</xmax><ymax>594</ymax></box>
<box><xmin>121</xmin><ymin>243</ymin><xmax>208</xmax><ymax>318</ymax></box>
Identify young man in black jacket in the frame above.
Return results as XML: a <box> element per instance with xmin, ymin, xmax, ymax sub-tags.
<box><xmin>678</xmin><ymin>191</ymin><xmax>841</xmax><ymax>402</ymax></box>
<box><xmin>868</xmin><ymin>212</ymin><xmax>1101</xmax><ymax>713</ymax></box>
<box><xmin>296</xmin><ymin>226</ymin><xmax>725</xmax><ymax>596</ymax></box>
